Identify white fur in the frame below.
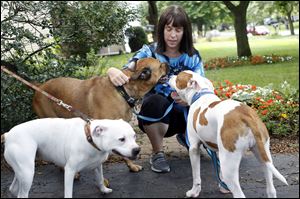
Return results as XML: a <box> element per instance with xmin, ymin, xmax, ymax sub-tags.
<box><xmin>169</xmin><ymin>70</ymin><xmax>288</xmax><ymax>198</ymax></box>
<box><xmin>3</xmin><ymin>118</ymin><xmax>140</xmax><ymax>198</ymax></box>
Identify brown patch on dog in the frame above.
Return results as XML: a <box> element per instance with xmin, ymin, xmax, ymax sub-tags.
<box><xmin>221</xmin><ymin>104</ymin><xmax>270</xmax><ymax>162</ymax></box>
<box><xmin>206</xmin><ymin>141</ymin><xmax>218</xmax><ymax>150</ymax></box>
<box><xmin>208</xmin><ymin>101</ymin><xmax>221</xmax><ymax>108</ymax></box>
<box><xmin>176</xmin><ymin>72</ymin><xmax>193</xmax><ymax>89</ymax></box>
<box><xmin>193</xmin><ymin>107</ymin><xmax>201</xmax><ymax>131</ymax></box>
<box><xmin>199</xmin><ymin>108</ymin><xmax>208</xmax><ymax>126</ymax></box>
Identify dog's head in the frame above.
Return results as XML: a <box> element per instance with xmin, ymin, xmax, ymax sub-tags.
<box><xmin>123</xmin><ymin>57</ymin><xmax>169</xmax><ymax>98</ymax></box>
<box><xmin>169</xmin><ymin>70</ymin><xmax>214</xmax><ymax>104</ymax></box>
<box><xmin>90</xmin><ymin>119</ymin><xmax>140</xmax><ymax>160</ymax></box>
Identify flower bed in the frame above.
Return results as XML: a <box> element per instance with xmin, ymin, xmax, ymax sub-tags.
<box><xmin>204</xmin><ymin>54</ymin><xmax>293</xmax><ymax>70</ymax></box>
<box><xmin>213</xmin><ymin>80</ymin><xmax>299</xmax><ymax>137</ymax></box>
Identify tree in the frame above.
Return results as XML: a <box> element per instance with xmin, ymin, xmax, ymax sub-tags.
<box><xmin>49</xmin><ymin>1</ymin><xmax>137</xmax><ymax>58</ymax></box>
<box><xmin>274</xmin><ymin>1</ymin><xmax>298</xmax><ymax>35</ymax></box>
<box><xmin>147</xmin><ymin>1</ymin><xmax>158</xmax><ymax>42</ymax></box>
<box><xmin>223</xmin><ymin>1</ymin><xmax>252</xmax><ymax>57</ymax></box>
<box><xmin>1</xmin><ymin>1</ymin><xmax>137</xmax><ymax>133</ymax></box>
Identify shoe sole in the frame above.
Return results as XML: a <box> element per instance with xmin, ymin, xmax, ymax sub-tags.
<box><xmin>151</xmin><ymin>165</ymin><xmax>170</xmax><ymax>173</ymax></box>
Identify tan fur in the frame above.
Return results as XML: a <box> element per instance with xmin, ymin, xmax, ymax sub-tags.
<box><xmin>221</xmin><ymin>104</ymin><xmax>270</xmax><ymax>162</ymax></box>
<box><xmin>193</xmin><ymin>107</ymin><xmax>201</xmax><ymax>131</ymax></box>
<box><xmin>1</xmin><ymin>133</ymin><xmax>6</xmax><ymax>143</ymax></box>
<box><xmin>32</xmin><ymin>57</ymin><xmax>168</xmax><ymax>171</ymax></box>
<box><xmin>199</xmin><ymin>108</ymin><xmax>208</xmax><ymax>126</ymax></box>
<box><xmin>206</xmin><ymin>141</ymin><xmax>218</xmax><ymax>150</ymax></box>
<box><xmin>208</xmin><ymin>101</ymin><xmax>221</xmax><ymax>108</ymax></box>
<box><xmin>176</xmin><ymin>72</ymin><xmax>193</xmax><ymax>89</ymax></box>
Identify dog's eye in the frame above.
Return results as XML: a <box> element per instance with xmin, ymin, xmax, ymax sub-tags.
<box><xmin>119</xmin><ymin>137</ymin><xmax>125</xmax><ymax>142</ymax></box>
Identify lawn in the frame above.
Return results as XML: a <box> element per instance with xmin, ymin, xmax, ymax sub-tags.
<box><xmin>98</xmin><ymin>35</ymin><xmax>299</xmax><ymax>92</ymax></box>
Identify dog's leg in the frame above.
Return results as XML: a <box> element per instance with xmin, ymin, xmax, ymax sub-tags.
<box><xmin>95</xmin><ymin>164</ymin><xmax>112</xmax><ymax>194</ymax></box>
<box><xmin>186</xmin><ymin>141</ymin><xmax>202</xmax><ymax>198</ymax></box>
<box><xmin>5</xmin><ymin>145</ymin><xmax>35</xmax><ymax>198</ymax></box>
<box><xmin>124</xmin><ymin>158</ymin><xmax>143</xmax><ymax>172</ymax></box>
<box><xmin>64</xmin><ymin>166</ymin><xmax>76</xmax><ymax>198</ymax></box>
<box><xmin>219</xmin><ymin>151</ymin><xmax>245</xmax><ymax>198</ymax></box>
<box><xmin>9</xmin><ymin>176</ymin><xmax>19</xmax><ymax>196</ymax></box>
<box><xmin>251</xmin><ymin>144</ymin><xmax>277</xmax><ymax>198</ymax></box>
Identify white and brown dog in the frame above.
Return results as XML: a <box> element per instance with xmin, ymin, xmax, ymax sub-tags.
<box><xmin>169</xmin><ymin>70</ymin><xmax>288</xmax><ymax>198</ymax></box>
<box><xmin>1</xmin><ymin>118</ymin><xmax>140</xmax><ymax>198</ymax></box>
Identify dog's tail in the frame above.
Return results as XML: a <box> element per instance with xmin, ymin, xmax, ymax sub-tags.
<box><xmin>1</xmin><ymin>133</ymin><xmax>7</xmax><ymax>144</ymax></box>
<box><xmin>265</xmin><ymin>162</ymin><xmax>288</xmax><ymax>185</ymax></box>
<box><xmin>244</xmin><ymin>107</ymin><xmax>288</xmax><ymax>186</ymax></box>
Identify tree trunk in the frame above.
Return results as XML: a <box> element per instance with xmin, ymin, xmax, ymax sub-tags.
<box><xmin>223</xmin><ymin>1</ymin><xmax>252</xmax><ymax>57</ymax></box>
<box><xmin>287</xmin><ymin>12</ymin><xmax>295</xmax><ymax>35</ymax></box>
<box><xmin>147</xmin><ymin>1</ymin><xmax>158</xmax><ymax>42</ymax></box>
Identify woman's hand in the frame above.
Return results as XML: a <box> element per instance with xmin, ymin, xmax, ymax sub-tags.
<box><xmin>107</xmin><ymin>67</ymin><xmax>129</xmax><ymax>86</ymax></box>
<box><xmin>170</xmin><ymin>91</ymin><xmax>188</xmax><ymax>106</ymax></box>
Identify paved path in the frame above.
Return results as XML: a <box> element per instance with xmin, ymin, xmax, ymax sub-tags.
<box><xmin>1</xmin><ymin>153</ymin><xmax>299</xmax><ymax>198</ymax></box>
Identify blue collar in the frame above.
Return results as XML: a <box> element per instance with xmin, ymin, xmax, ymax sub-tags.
<box><xmin>191</xmin><ymin>89</ymin><xmax>214</xmax><ymax>104</ymax></box>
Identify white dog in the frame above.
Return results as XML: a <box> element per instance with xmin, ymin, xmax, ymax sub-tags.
<box><xmin>169</xmin><ymin>70</ymin><xmax>288</xmax><ymax>198</ymax></box>
<box><xmin>1</xmin><ymin>118</ymin><xmax>140</xmax><ymax>198</ymax></box>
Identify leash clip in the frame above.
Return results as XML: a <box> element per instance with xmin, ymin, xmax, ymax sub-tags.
<box><xmin>57</xmin><ymin>100</ymin><xmax>72</xmax><ymax>111</ymax></box>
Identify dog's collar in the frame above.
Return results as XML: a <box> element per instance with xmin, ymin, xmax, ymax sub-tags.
<box><xmin>115</xmin><ymin>86</ymin><xmax>138</xmax><ymax>108</ymax></box>
<box><xmin>191</xmin><ymin>89</ymin><xmax>215</xmax><ymax>104</ymax></box>
<box><xmin>84</xmin><ymin>121</ymin><xmax>102</xmax><ymax>152</ymax></box>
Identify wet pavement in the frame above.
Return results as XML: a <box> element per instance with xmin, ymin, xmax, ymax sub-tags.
<box><xmin>1</xmin><ymin>153</ymin><xmax>299</xmax><ymax>198</ymax></box>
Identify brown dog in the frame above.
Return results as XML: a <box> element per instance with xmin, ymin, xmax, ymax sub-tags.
<box><xmin>32</xmin><ymin>57</ymin><xmax>169</xmax><ymax>172</ymax></box>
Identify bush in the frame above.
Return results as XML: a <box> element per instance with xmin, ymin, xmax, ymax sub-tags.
<box><xmin>214</xmin><ymin>80</ymin><xmax>299</xmax><ymax>137</ymax></box>
<box><xmin>1</xmin><ymin>51</ymin><xmax>88</xmax><ymax>133</ymax></box>
<box><xmin>125</xmin><ymin>26</ymin><xmax>148</xmax><ymax>52</ymax></box>
<box><xmin>204</xmin><ymin>54</ymin><xmax>293</xmax><ymax>70</ymax></box>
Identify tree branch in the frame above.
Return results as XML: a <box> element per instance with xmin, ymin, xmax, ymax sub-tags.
<box><xmin>22</xmin><ymin>42</ymin><xmax>56</xmax><ymax>63</ymax></box>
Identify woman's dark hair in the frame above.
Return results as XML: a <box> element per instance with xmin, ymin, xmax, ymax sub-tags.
<box><xmin>156</xmin><ymin>5</ymin><xmax>195</xmax><ymax>56</ymax></box>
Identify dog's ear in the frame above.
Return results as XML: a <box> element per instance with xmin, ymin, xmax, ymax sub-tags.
<box><xmin>189</xmin><ymin>76</ymin><xmax>214</xmax><ymax>91</ymax></box>
<box><xmin>93</xmin><ymin>125</ymin><xmax>107</xmax><ymax>137</ymax></box>
<box><xmin>131</xmin><ymin>67</ymin><xmax>152</xmax><ymax>80</ymax></box>
<box><xmin>187</xmin><ymin>79</ymin><xmax>201</xmax><ymax>91</ymax></box>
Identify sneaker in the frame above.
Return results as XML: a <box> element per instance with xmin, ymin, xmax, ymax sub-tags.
<box><xmin>176</xmin><ymin>133</ymin><xmax>189</xmax><ymax>150</ymax></box>
<box><xmin>149</xmin><ymin>151</ymin><xmax>170</xmax><ymax>173</ymax></box>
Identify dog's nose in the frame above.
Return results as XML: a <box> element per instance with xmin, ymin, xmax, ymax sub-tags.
<box><xmin>132</xmin><ymin>147</ymin><xmax>141</xmax><ymax>156</ymax></box>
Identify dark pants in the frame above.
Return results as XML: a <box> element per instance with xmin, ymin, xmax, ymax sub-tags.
<box><xmin>138</xmin><ymin>94</ymin><xmax>186</xmax><ymax>137</ymax></box>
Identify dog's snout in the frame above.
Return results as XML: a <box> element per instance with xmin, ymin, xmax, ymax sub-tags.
<box><xmin>132</xmin><ymin>147</ymin><xmax>141</xmax><ymax>156</ymax></box>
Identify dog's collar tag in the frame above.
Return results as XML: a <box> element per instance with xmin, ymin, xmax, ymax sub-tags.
<box><xmin>191</xmin><ymin>89</ymin><xmax>214</xmax><ymax>104</ymax></box>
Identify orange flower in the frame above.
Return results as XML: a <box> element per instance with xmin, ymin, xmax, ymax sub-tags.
<box><xmin>267</xmin><ymin>99</ymin><xmax>273</xmax><ymax>104</ymax></box>
<box><xmin>275</xmin><ymin>95</ymin><xmax>282</xmax><ymax>100</ymax></box>
<box><xmin>261</xmin><ymin>110</ymin><xmax>268</xmax><ymax>115</ymax></box>
<box><xmin>251</xmin><ymin>85</ymin><xmax>257</xmax><ymax>91</ymax></box>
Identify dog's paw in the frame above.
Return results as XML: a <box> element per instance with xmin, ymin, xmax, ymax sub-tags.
<box><xmin>186</xmin><ymin>186</ymin><xmax>201</xmax><ymax>198</ymax></box>
<box><xmin>100</xmin><ymin>186</ymin><xmax>112</xmax><ymax>194</ymax></box>
<box><xmin>129</xmin><ymin>164</ymin><xmax>143</xmax><ymax>172</ymax></box>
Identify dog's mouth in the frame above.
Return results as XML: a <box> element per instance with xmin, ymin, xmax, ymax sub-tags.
<box><xmin>112</xmin><ymin>149</ymin><xmax>137</xmax><ymax>160</ymax></box>
<box><xmin>158</xmin><ymin>75</ymin><xmax>169</xmax><ymax>83</ymax></box>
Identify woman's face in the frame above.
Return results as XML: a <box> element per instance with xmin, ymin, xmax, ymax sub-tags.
<box><xmin>164</xmin><ymin>21</ymin><xmax>184</xmax><ymax>50</ymax></box>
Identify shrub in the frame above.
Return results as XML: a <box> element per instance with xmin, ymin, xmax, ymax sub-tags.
<box><xmin>125</xmin><ymin>26</ymin><xmax>148</xmax><ymax>52</ymax></box>
<box><xmin>204</xmin><ymin>54</ymin><xmax>293</xmax><ymax>70</ymax></box>
<box><xmin>214</xmin><ymin>80</ymin><xmax>299</xmax><ymax>137</ymax></box>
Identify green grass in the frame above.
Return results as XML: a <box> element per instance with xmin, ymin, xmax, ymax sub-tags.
<box><xmin>98</xmin><ymin>36</ymin><xmax>299</xmax><ymax>92</ymax></box>
<box><xmin>193</xmin><ymin>36</ymin><xmax>299</xmax><ymax>91</ymax></box>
